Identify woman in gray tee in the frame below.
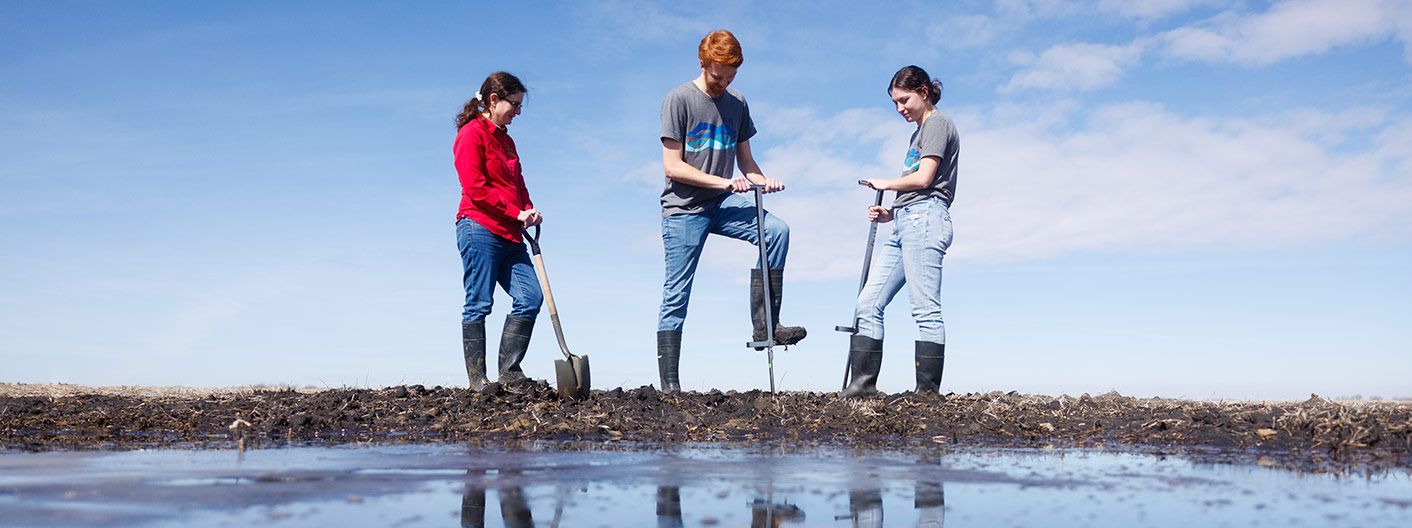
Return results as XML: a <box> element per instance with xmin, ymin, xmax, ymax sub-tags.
<box><xmin>842</xmin><ymin>65</ymin><xmax>959</xmax><ymax>398</ymax></box>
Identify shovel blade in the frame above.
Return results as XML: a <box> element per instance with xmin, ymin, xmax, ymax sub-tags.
<box><xmin>554</xmin><ymin>355</ymin><xmax>592</xmax><ymax>400</ymax></box>
<box><xmin>571</xmin><ymin>354</ymin><xmax>591</xmax><ymax>400</ymax></box>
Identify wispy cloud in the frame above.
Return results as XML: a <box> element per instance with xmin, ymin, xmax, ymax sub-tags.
<box><xmin>1002</xmin><ymin>42</ymin><xmax>1148</xmax><ymax>92</ymax></box>
<box><xmin>1095</xmin><ymin>0</ymin><xmax>1227</xmax><ymax>21</ymax></box>
<box><xmin>961</xmin><ymin>102</ymin><xmax>1412</xmax><ymax>260</ymax></box>
<box><xmin>1003</xmin><ymin>0</ymin><xmax>1412</xmax><ymax>93</ymax></box>
<box><xmin>1159</xmin><ymin>0</ymin><xmax>1408</xmax><ymax>65</ymax></box>
<box><xmin>926</xmin><ymin>14</ymin><xmax>1002</xmax><ymax>49</ymax></box>
<box><xmin>702</xmin><ymin>101</ymin><xmax>1412</xmax><ymax>279</ymax></box>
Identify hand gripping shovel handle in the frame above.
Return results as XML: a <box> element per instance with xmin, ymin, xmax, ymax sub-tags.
<box><xmin>523</xmin><ymin>225</ymin><xmax>573</xmax><ymax>362</ymax></box>
<box><xmin>839</xmin><ymin>189</ymin><xmax>885</xmax><ymax>390</ymax></box>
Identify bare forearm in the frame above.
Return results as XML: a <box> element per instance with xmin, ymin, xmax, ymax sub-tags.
<box><xmin>664</xmin><ymin>159</ymin><xmax>731</xmax><ymax>190</ymax></box>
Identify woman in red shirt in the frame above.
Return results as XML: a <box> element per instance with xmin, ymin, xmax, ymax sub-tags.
<box><xmin>453</xmin><ymin>71</ymin><xmax>543</xmax><ymax>390</ymax></box>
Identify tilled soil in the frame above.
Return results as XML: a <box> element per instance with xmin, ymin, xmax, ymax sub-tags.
<box><xmin>2</xmin><ymin>382</ymin><xmax>1408</xmax><ymax>472</ymax></box>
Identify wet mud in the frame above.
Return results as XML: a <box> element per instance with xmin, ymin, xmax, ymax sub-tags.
<box><xmin>2</xmin><ymin>382</ymin><xmax>1409</xmax><ymax>472</ymax></box>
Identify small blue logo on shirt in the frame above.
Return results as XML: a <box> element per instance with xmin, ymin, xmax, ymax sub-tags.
<box><xmin>903</xmin><ymin>147</ymin><xmax>921</xmax><ymax>172</ymax></box>
<box><xmin>686</xmin><ymin>122</ymin><xmax>738</xmax><ymax>152</ymax></box>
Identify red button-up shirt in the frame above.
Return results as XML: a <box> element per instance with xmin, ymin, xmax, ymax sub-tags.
<box><xmin>454</xmin><ymin>117</ymin><xmax>533</xmax><ymax>243</ymax></box>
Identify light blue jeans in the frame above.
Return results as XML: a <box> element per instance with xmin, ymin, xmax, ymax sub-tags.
<box><xmin>854</xmin><ymin>197</ymin><xmax>953</xmax><ymax>343</ymax></box>
<box><xmin>457</xmin><ymin>217</ymin><xmax>543</xmax><ymax>323</ymax></box>
<box><xmin>658</xmin><ymin>193</ymin><xmax>790</xmax><ymax>331</ymax></box>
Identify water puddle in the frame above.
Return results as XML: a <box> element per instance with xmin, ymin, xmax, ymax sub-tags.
<box><xmin>0</xmin><ymin>442</ymin><xmax>1408</xmax><ymax>527</ymax></box>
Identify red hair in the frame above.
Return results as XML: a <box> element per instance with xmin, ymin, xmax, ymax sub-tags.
<box><xmin>698</xmin><ymin>30</ymin><xmax>743</xmax><ymax>68</ymax></box>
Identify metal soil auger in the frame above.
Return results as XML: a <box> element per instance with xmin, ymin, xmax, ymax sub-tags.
<box><xmin>836</xmin><ymin>187</ymin><xmax>886</xmax><ymax>390</ymax></box>
<box><xmin>523</xmin><ymin>225</ymin><xmax>591</xmax><ymax>400</ymax></box>
<box><xmin>744</xmin><ymin>184</ymin><xmax>781</xmax><ymax>394</ymax></box>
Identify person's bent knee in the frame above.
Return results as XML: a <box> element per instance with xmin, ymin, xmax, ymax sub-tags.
<box><xmin>764</xmin><ymin>217</ymin><xmax>790</xmax><ymax>243</ymax></box>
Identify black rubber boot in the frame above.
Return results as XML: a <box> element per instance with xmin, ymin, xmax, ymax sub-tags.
<box><xmin>462</xmin><ymin>320</ymin><xmax>489</xmax><ymax>390</ymax></box>
<box><xmin>914</xmin><ymin>341</ymin><xmax>945</xmax><ymax>394</ymax></box>
<box><xmin>750</xmin><ymin>268</ymin><xmax>807</xmax><ymax>348</ymax></box>
<box><xmin>497</xmin><ymin>315</ymin><xmax>534</xmax><ymax>382</ymax></box>
<box><xmin>841</xmin><ymin>335</ymin><xmax>884</xmax><ymax>398</ymax></box>
<box><xmin>657</xmin><ymin>330</ymin><xmax>682</xmax><ymax>392</ymax></box>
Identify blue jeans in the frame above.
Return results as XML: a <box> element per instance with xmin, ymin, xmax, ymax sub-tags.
<box><xmin>457</xmin><ymin>217</ymin><xmax>542</xmax><ymax>323</ymax></box>
<box><xmin>658</xmin><ymin>193</ymin><xmax>790</xmax><ymax>331</ymax></box>
<box><xmin>854</xmin><ymin>197</ymin><xmax>953</xmax><ymax>343</ymax></box>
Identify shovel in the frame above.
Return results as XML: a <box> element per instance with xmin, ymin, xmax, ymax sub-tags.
<box><xmin>523</xmin><ymin>225</ymin><xmax>591</xmax><ymax>400</ymax></box>
<box><xmin>836</xmin><ymin>186</ymin><xmax>886</xmax><ymax>390</ymax></box>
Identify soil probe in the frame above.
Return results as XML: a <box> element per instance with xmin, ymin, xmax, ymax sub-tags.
<box><xmin>836</xmin><ymin>187</ymin><xmax>886</xmax><ymax>390</ymax></box>
<box><xmin>744</xmin><ymin>184</ymin><xmax>779</xmax><ymax>394</ymax></box>
<box><xmin>523</xmin><ymin>225</ymin><xmax>591</xmax><ymax>400</ymax></box>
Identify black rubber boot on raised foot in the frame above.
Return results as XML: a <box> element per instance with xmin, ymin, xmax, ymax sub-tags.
<box><xmin>657</xmin><ymin>330</ymin><xmax>682</xmax><ymax>392</ymax></box>
<box><xmin>914</xmin><ymin>341</ymin><xmax>945</xmax><ymax>394</ymax></box>
<box><xmin>750</xmin><ymin>268</ymin><xmax>807</xmax><ymax>348</ymax></box>
<box><xmin>462</xmin><ymin>320</ymin><xmax>489</xmax><ymax>390</ymax></box>
<box><xmin>841</xmin><ymin>335</ymin><xmax>884</xmax><ymax>398</ymax></box>
<box><xmin>497</xmin><ymin>315</ymin><xmax>534</xmax><ymax>382</ymax></box>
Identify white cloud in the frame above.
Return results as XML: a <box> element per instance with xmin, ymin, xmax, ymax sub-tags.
<box><xmin>926</xmin><ymin>15</ymin><xmax>1001</xmax><ymax>49</ymax></box>
<box><xmin>568</xmin><ymin>1</ymin><xmax>712</xmax><ymax>51</ymax></box>
<box><xmin>1002</xmin><ymin>42</ymin><xmax>1147</xmax><ymax>92</ymax></box>
<box><xmin>1160</xmin><ymin>0</ymin><xmax>1410</xmax><ymax>65</ymax></box>
<box><xmin>696</xmin><ymin>102</ymin><xmax>1412</xmax><ymax>278</ymax></box>
<box><xmin>1002</xmin><ymin>0</ymin><xmax>1412</xmax><ymax>93</ymax></box>
<box><xmin>960</xmin><ymin>102</ymin><xmax>1412</xmax><ymax>260</ymax></box>
<box><xmin>1096</xmin><ymin>0</ymin><xmax>1226</xmax><ymax>21</ymax></box>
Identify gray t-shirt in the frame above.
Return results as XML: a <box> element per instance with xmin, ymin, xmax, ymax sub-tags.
<box><xmin>893</xmin><ymin>111</ymin><xmax>960</xmax><ymax>209</ymax></box>
<box><xmin>659</xmin><ymin>82</ymin><xmax>757</xmax><ymax>217</ymax></box>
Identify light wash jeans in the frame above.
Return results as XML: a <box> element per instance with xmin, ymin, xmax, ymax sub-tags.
<box><xmin>457</xmin><ymin>217</ymin><xmax>543</xmax><ymax>323</ymax></box>
<box><xmin>658</xmin><ymin>193</ymin><xmax>790</xmax><ymax>331</ymax></box>
<box><xmin>854</xmin><ymin>197</ymin><xmax>953</xmax><ymax>343</ymax></box>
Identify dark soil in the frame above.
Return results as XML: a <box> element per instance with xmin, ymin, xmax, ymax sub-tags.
<box><xmin>2</xmin><ymin>382</ymin><xmax>1409</xmax><ymax>472</ymax></box>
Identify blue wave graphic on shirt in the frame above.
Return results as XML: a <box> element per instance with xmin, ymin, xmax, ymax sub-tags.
<box><xmin>903</xmin><ymin>147</ymin><xmax>921</xmax><ymax>172</ymax></box>
<box><xmin>685</xmin><ymin>122</ymin><xmax>738</xmax><ymax>152</ymax></box>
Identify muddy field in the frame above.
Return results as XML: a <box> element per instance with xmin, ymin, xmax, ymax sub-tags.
<box><xmin>2</xmin><ymin>382</ymin><xmax>1409</xmax><ymax>472</ymax></box>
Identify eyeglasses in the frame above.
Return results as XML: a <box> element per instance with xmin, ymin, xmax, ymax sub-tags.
<box><xmin>502</xmin><ymin>98</ymin><xmax>523</xmax><ymax>110</ymax></box>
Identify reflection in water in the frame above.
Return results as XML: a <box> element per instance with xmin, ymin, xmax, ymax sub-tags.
<box><xmin>850</xmin><ymin>486</ymin><xmax>884</xmax><ymax>528</ymax></box>
<box><xmin>848</xmin><ymin>468</ymin><xmax>945</xmax><ymax>528</ymax></box>
<box><xmin>461</xmin><ymin>464</ymin><xmax>942</xmax><ymax>527</ymax></box>
<box><xmin>916</xmin><ymin>478</ymin><xmax>946</xmax><ymax>528</ymax></box>
<box><xmin>461</xmin><ymin>469</ymin><xmax>534</xmax><ymax>528</ymax></box>
<box><xmin>460</xmin><ymin>471</ymin><xmax>484</xmax><ymax>528</ymax></box>
<box><xmin>657</xmin><ymin>486</ymin><xmax>683</xmax><ymax>528</ymax></box>
<box><xmin>3</xmin><ymin>443</ymin><xmax>1402</xmax><ymax>527</ymax></box>
<box><xmin>749</xmin><ymin>496</ymin><xmax>805</xmax><ymax>527</ymax></box>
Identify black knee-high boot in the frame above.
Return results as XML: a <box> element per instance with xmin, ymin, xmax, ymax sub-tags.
<box><xmin>914</xmin><ymin>341</ymin><xmax>945</xmax><ymax>394</ymax></box>
<box><xmin>841</xmin><ymin>335</ymin><xmax>884</xmax><ymax>398</ymax></box>
<box><xmin>497</xmin><ymin>315</ymin><xmax>534</xmax><ymax>381</ymax></box>
<box><xmin>657</xmin><ymin>330</ymin><xmax>682</xmax><ymax>392</ymax></box>
<box><xmin>462</xmin><ymin>320</ymin><xmax>488</xmax><ymax>390</ymax></box>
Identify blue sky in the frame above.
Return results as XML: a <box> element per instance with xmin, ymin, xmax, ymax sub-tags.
<box><xmin>3</xmin><ymin>0</ymin><xmax>1409</xmax><ymax>400</ymax></box>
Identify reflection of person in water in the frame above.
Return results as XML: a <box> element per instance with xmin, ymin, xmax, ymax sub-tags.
<box><xmin>460</xmin><ymin>470</ymin><xmax>534</xmax><ymax>528</ymax></box>
<box><xmin>657</xmin><ymin>486</ymin><xmax>684</xmax><ymax>528</ymax></box>
<box><xmin>749</xmin><ymin>495</ymin><xmax>806</xmax><ymax>527</ymax></box>
<box><xmin>846</xmin><ymin>478</ymin><xmax>946</xmax><ymax>528</ymax></box>
<box><xmin>916</xmin><ymin>479</ymin><xmax>945</xmax><ymax>528</ymax></box>
<box><xmin>849</xmin><ymin>486</ymin><xmax>884</xmax><ymax>528</ymax></box>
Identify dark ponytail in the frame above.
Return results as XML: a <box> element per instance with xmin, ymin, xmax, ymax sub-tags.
<box><xmin>889</xmin><ymin>65</ymin><xmax>942</xmax><ymax>105</ymax></box>
<box><xmin>455</xmin><ymin>71</ymin><xmax>527</xmax><ymax>130</ymax></box>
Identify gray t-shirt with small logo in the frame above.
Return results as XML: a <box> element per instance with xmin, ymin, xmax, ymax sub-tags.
<box><xmin>659</xmin><ymin>82</ymin><xmax>757</xmax><ymax>217</ymax></box>
<box><xmin>893</xmin><ymin>111</ymin><xmax>960</xmax><ymax>209</ymax></box>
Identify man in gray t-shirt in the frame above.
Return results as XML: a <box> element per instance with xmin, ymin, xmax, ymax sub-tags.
<box><xmin>654</xmin><ymin>30</ymin><xmax>807</xmax><ymax>393</ymax></box>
